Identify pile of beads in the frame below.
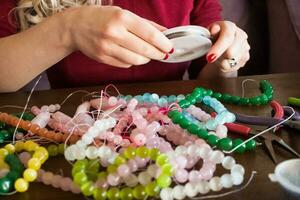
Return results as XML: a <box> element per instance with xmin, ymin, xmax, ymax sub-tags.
<box><xmin>0</xmin><ymin>148</ymin><xmax>24</xmax><ymax>194</ymax></box>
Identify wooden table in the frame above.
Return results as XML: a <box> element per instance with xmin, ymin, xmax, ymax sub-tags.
<box><xmin>1</xmin><ymin>73</ymin><xmax>300</xmax><ymax>200</ymax></box>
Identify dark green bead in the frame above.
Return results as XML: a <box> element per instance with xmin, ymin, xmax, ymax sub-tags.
<box><xmin>217</xmin><ymin>138</ymin><xmax>233</xmax><ymax>151</ymax></box>
<box><xmin>178</xmin><ymin>99</ymin><xmax>190</xmax><ymax>108</ymax></box>
<box><xmin>233</xmin><ymin>139</ymin><xmax>246</xmax><ymax>153</ymax></box>
<box><xmin>245</xmin><ymin>140</ymin><xmax>256</xmax><ymax>151</ymax></box>
<box><xmin>191</xmin><ymin>92</ymin><xmax>203</xmax><ymax>101</ymax></box>
<box><xmin>0</xmin><ymin>121</ymin><xmax>5</xmax><ymax>129</ymax></box>
<box><xmin>0</xmin><ymin>130</ymin><xmax>11</xmax><ymax>140</ymax></box>
<box><xmin>179</xmin><ymin>118</ymin><xmax>191</xmax><ymax>129</ymax></box>
<box><xmin>0</xmin><ymin>135</ymin><xmax>4</xmax><ymax>143</ymax></box>
<box><xmin>260</xmin><ymin>94</ymin><xmax>269</xmax><ymax>104</ymax></box>
<box><xmin>193</xmin><ymin>87</ymin><xmax>205</xmax><ymax>95</ymax></box>
<box><xmin>23</xmin><ymin>113</ymin><xmax>35</xmax><ymax>121</ymax></box>
<box><xmin>185</xmin><ymin>95</ymin><xmax>197</xmax><ymax>105</ymax></box>
<box><xmin>187</xmin><ymin>124</ymin><xmax>200</xmax><ymax>135</ymax></box>
<box><xmin>205</xmin><ymin>89</ymin><xmax>213</xmax><ymax>96</ymax></box>
<box><xmin>230</xmin><ymin>96</ymin><xmax>241</xmax><ymax>104</ymax></box>
<box><xmin>207</xmin><ymin>135</ymin><xmax>219</xmax><ymax>146</ymax></box>
<box><xmin>6</xmin><ymin>171</ymin><xmax>21</xmax><ymax>181</ymax></box>
<box><xmin>171</xmin><ymin>112</ymin><xmax>184</xmax><ymax>124</ymax></box>
<box><xmin>167</xmin><ymin>110</ymin><xmax>178</xmax><ymax>118</ymax></box>
<box><xmin>249</xmin><ymin>96</ymin><xmax>261</xmax><ymax>106</ymax></box>
<box><xmin>0</xmin><ymin>177</ymin><xmax>13</xmax><ymax>193</ymax></box>
<box><xmin>197</xmin><ymin>129</ymin><xmax>209</xmax><ymax>139</ymax></box>
<box><xmin>221</xmin><ymin>93</ymin><xmax>231</xmax><ymax>103</ymax></box>
<box><xmin>212</xmin><ymin>92</ymin><xmax>222</xmax><ymax>100</ymax></box>
<box><xmin>239</xmin><ymin>98</ymin><xmax>250</xmax><ymax>106</ymax></box>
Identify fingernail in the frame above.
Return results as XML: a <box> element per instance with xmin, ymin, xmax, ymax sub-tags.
<box><xmin>163</xmin><ymin>54</ymin><xmax>169</xmax><ymax>60</ymax></box>
<box><xmin>206</xmin><ymin>54</ymin><xmax>216</xmax><ymax>63</ymax></box>
<box><xmin>169</xmin><ymin>48</ymin><xmax>174</xmax><ymax>54</ymax></box>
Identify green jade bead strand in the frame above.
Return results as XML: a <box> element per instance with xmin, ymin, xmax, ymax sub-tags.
<box><xmin>167</xmin><ymin>80</ymin><xmax>273</xmax><ymax>152</ymax></box>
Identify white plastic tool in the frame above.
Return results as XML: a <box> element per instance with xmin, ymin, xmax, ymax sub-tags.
<box><xmin>161</xmin><ymin>25</ymin><xmax>212</xmax><ymax>63</ymax></box>
<box><xmin>269</xmin><ymin>159</ymin><xmax>300</xmax><ymax>198</ymax></box>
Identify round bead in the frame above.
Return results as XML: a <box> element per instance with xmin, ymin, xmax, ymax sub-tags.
<box><xmin>28</xmin><ymin>158</ymin><xmax>41</xmax><ymax>170</ymax></box>
<box><xmin>81</xmin><ymin>181</ymin><xmax>95</xmax><ymax>196</ymax></box>
<box><xmin>195</xmin><ymin>181</ymin><xmax>210</xmax><ymax>194</ymax></box>
<box><xmin>4</xmin><ymin>144</ymin><xmax>15</xmax><ymax>153</ymax></box>
<box><xmin>42</xmin><ymin>172</ymin><xmax>54</xmax><ymax>185</ymax></box>
<box><xmin>160</xmin><ymin>188</ymin><xmax>173</xmax><ymax>200</ymax></box>
<box><xmin>220</xmin><ymin>174</ymin><xmax>233</xmax><ymax>188</ymax></box>
<box><xmin>0</xmin><ymin>177</ymin><xmax>13</xmax><ymax>193</ymax></box>
<box><xmin>222</xmin><ymin>156</ymin><xmax>236</xmax><ymax>170</ymax></box>
<box><xmin>107</xmin><ymin>173</ymin><xmax>121</xmax><ymax>186</ymax></box>
<box><xmin>231</xmin><ymin>173</ymin><xmax>244</xmax><ymax>185</ymax></box>
<box><xmin>23</xmin><ymin>168</ymin><xmax>37</xmax><ymax>182</ymax></box>
<box><xmin>120</xmin><ymin>187</ymin><xmax>133</xmax><ymax>200</ymax></box>
<box><xmin>172</xmin><ymin>185</ymin><xmax>186</xmax><ymax>200</ymax></box>
<box><xmin>231</xmin><ymin>164</ymin><xmax>245</xmax><ymax>175</ymax></box>
<box><xmin>124</xmin><ymin>147</ymin><xmax>136</xmax><ymax>159</ymax></box>
<box><xmin>136</xmin><ymin>146</ymin><xmax>149</xmax><ymax>158</ymax></box>
<box><xmin>47</xmin><ymin>144</ymin><xmax>58</xmax><ymax>156</ymax></box>
<box><xmin>207</xmin><ymin>134</ymin><xmax>219</xmax><ymax>146</ymax></box>
<box><xmin>93</xmin><ymin>188</ymin><xmax>107</xmax><ymax>200</ymax></box>
<box><xmin>233</xmin><ymin>139</ymin><xmax>246</xmax><ymax>153</ymax></box>
<box><xmin>138</xmin><ymin>172</ymin><xmax>152</xmax><ymax>186</ymax></box>
<box><xmin>14</xmin><ymin>178</ymin><xmax>29</xmax><ymax>192</ymax></box>
<box><xmin>123</xmin><ymin>174</ymin><xmax>138</xmax><ymax>187</ymax></box>
<box><xmin>156</xmin><ymin>154</ymin><xmax>169</xmax><ymax>167</ymax></box>
<box><xmin>157</xmin><ymin>174</ymin><xmax>172</xmax><ymax>188</ymax></box>
<box><xmin>209</xmin><ymin>177</ymin><xmax>222</xmax><ymax>191</ymax></box>
<box><xmin>85</xmin><ymin>146</ymin><xmax>98</xmax><ymax>159</ymax></box>
<box><xmin>117</xmin><ymin>164</ymin><xmax>130</xmax><ymax>178</ymax></box>
<box><xmin>107</xmin><ymin>187</ymin><xmax>120</xmax><ymax>200</ymax></box>
<box><xmin>217</xmin><ymin>138</ymin><xmax>233</xmax><ymax>151</ymax></box>
<box><xmin>74</xmin><ymin>172</ymin><xmax>88</xmax><ymax>185</ymax></box>
<box><xmin>133</xmin><ymin>185</ymin><xmax>147</xmax><ymax>199</ymax></box>
<box><xmin>145</xmin><ymin>181</ymin><xmax>160</xmax><ymax>196</ymax></box>
<box><xmin>246</xmin><ymin>140</ymin><xmax>256</xmax><ymax>151</ymax></box>
<box><xmin>183</xmin><ymin>183</ymin><xmax>197</xmax><ymax>198</ymax></box>
<box><xmin>209</xmin><ymin>150</ymin><xmax>224</xmax><ymax>164</ymax></box>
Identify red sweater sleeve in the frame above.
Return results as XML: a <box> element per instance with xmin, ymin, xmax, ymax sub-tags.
<box><xmin>189</xmin><ymin>0</ymin><xmax>222</xmax><ymax>79</ymax></box>
<box><xmin>0</xmin><ymin>0</ymin><xmax>18</xmax><ymax>38</ymax></box>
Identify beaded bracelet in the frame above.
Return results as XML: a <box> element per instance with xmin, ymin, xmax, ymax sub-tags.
<box><xmin>0</xmin><ymin>148</ymin><xmax>24</xmax><ymax>194</ymax></box>
<box><xmin>0</xmin><ymin>112</ymin><xmax>79</xmax><ymax>144</ymax></box>
<box><xmin>2</xmin><ymin>141</ymin><xmax>49</xmax><ymax>192</ymax></box>
<box><xmin>72</xmin><ymin>147</ymin><xmax>173</xmax><ymax>199</ymax></box>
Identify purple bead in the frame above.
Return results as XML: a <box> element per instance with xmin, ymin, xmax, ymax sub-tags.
<box><xmin>117</xmin><ymin>164</ymin><xmax>130</xmax><ymax>177</ymax></box>
<box><xmin>175</xmin><ymin>169</ymin><xmax>189</xmax><ymax>183</ymax></box>
<box><xmin>189</xmin><ymin>170</ymin><xmax>202</xmax><ymax>183</ymax></box>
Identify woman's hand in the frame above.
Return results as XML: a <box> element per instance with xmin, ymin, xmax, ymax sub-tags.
<box><xmin>64</xmin><ymin>6</ymin><xmax>173</xmax><ymax>68</ymax></box>
<box><xmin>205</xmin><ymin>21</ymin><xmax>250</xmax><ymax>74</ymax></box>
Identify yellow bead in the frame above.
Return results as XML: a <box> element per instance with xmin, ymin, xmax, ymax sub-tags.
<box><xmin>33</xmin><ymin>151</ymin><xmax>48</xmax><ymax>164</ymax></box>
<box><xmin>28</xmin><ymin>158</ymin><xmax>41</xmax><ymax>170</ymax></box>
<box><xmin>15</xmin><ymin>141</ymin><xmax>25</xmax><ymax>152</ymax></box>
<box><xmin>23</xmin><ymin>168</ymin><xmax>37</xmax><ymax>182</ymax></box>
<box><xmin>0</xmin><ymin>148</ymin><xmax>8</xmax><ymax>157</ymax></box>
<box><xmin>24</xmin><ymin>141</ymin><xmax>39</xmax><ymax>152</ymax></box>
<box><xmin>15</xmin><ymin>178</ymin><xmax>29</xmax><ymax>192</ymax></box>
<box><xmin>4</xmin><ymin>144</ymin><xmax>15</xmax><ymax>153</ymax></box>
<box><xmin>0</xmin><ymin>159</ymin><xmax>9</xmax><ymax>169</ymax></box>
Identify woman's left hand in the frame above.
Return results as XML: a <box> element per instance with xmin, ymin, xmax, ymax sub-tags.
<box><xmin>206</xmin><ymin>21</ymin><xmax>250</xmax><ymax>73</ymax></box>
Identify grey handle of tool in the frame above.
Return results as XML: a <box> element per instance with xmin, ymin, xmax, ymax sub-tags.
<box><xmin>285</xmin><ymin>120</ymin><xmax>300</xmax><ymax>131</ymax></box>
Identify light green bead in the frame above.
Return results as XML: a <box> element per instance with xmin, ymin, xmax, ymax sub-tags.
<box><xmin>74</xmin><ymin>172</ymin><xmax>88</xmax><ymax>186</ymax></box>
<box><xmin>157</xmin><ymin>174</ymin><xmax>171</xmax><ymax>188</ymax></box>
<box><xmin>114</xmin><ymin>156</ymin><xmax>126</xmax><ymax>166</ymax></box>
<box><xmin>136</xmin><ymin>146</ymin><xmax>149</xmax><ymax>158</ymax></box>
<box><xmin>120</xmin><ymin>187</ymin><xmax>133</xmax><ymax>200</ymax></box>
<box><xmin>133</xmin><ymin>185</ymin><xmax>147</xmax><ymax>199</ymax></box>
<box><xmin>156</xmin><ymin>154</ymin><xmax>168</xmax><ymax>167</ymax></box>
<box><xmin>161</xmin><ymin>163</ymin><xmax>173</xmax><ymax>176</ymax></box>
<box><xmin>149</xmin><ymin>148</ymin><xmax>160</xmax><ymax>160</ymax></box>
<box><xmin>81</xmin><ymin>181</ymin><xmax>95</xmax><ymax>196</ymax></box>
<box><xmin>71</xmin><ymin>165</ymin><xmax>85</xmax><ymax>177</ymax></box>
<box><xmin>124</xmin><ymin>147</ymin><xmax>136</xmax><ymax>159</ymax></box>
<box><xmin>97</xmin><ymin>172</ymin><xmax>108</xmax><ymax>180</ymax></box>
<box><xmin>107</xmin><ymin>187</ymin><xmax>120</xmax><ymax>200</ymax></box>
<box><xmin>93</xmin><ymin>188</ymin><xmax>107</xmax><ymax>200</ymax></box>
<box><xmin>145</xmin><ymin>181</ymin><xmax>160</xmax><ymax>197</ymax></box>
<box><xmin>47</xmin><ymin>144</ymin><xmax>58</xmax><ymax>156</ymax></box>
<box><xmin>58</xmin><ymin>144</ymin><xmax>65</xmax><ymax>154</ymax></box>
<box><xmin>107</xmin><ymin>165</ymin><xmax>118</xmax><ymax>173</ymax></box>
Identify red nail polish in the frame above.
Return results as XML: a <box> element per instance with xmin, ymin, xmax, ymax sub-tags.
<box><xmin>169</xmin><ymin>48</ymin><xmax>174</xmax><ymax>54</ymax></box>
<box><xmin>207</xmin><ymin>54</ymin><xmax>216</xmax><ymax>63</ymax></box>
<box><xmin>163</xmin><ymin>54</ymin><xmax>169</xmax><ymax>60</ymax></box>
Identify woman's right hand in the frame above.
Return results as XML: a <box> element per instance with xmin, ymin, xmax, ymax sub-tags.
<box><xmin>64</xmin><ymin>6</ymin><xmax>173</xmax><ymax>68</ymax></box>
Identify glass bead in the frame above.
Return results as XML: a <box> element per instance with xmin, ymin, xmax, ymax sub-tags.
<box><xmin>120</xmin><ymin>187</ymin><xmax>133</xmax><ymax>200</ymax></box>
<box><xmin>161</xmin><ymin>163</ymin><xmax>173</xmax><ymax>176</ymax></box>
<box><xmin>195</xmin><ymin>181</ymin><xmax>210</xmax><ymax>194</ymax></box>
<box><xmin>124</xmin><ymin>174</ymin><xmax>138</xmax><ymax>187</ymax></box>
<box><xmin>117</xmin><ymin>164</ymin><xmax>130</xmax><ymax>178</ymax></box>
<box><xmin>149</xmin><ymin>148</ymin><xmax>160</xmax><ymax>160</ymax></box>
<box><xmin>145</xmin><ymin>181</ymin><xmax>160</xmax><ymax>196</ymax></box>
<box><xmin>172</xmin><ymin>185</ymin><xmax>186</xmax><ymax>200</ymax></box>
<box><xmin>157</xmin><ymin>174</ymin><xmax>171</xmax><ymax>188</ymax></box>
<box><xmin>220</xmin><ymin>174</ymin><xmax>233</xmax><ymax>188</ymax></box>
<box><xmin>168</xmin><ymin>95</ymin><xmax>177</xmax><ymax>103</ymax></box>
<box><xmin>85</xmin><ymin>146</ymin><xmax>98</xmax><ymax>159</ymax></box>
<box><xmin>14</xmin><ymin>141</ymin><xmax>24</xmax><ymax>152</ymax></box>
<box><xmin>233</xmin><ymin>139</ymin><xmax>246</xmax><ymax>153</ymax></box>
<box><xmin>231</xmin><ymin>173</ymin><xmax>244</xmax><ymax>185</ymax></box>
<box><xmin>81</xmin><ymin>181</ymin><xmax>95</xmax><ymax>196</ymax></box>
<box><xmin>187</xmin><ymin>124</ymin><xmax>200</xmax><ymax>135</ymax></box>
<box><xmin>138</xmin><ymin>172</ymin><xmax>152</xmax><ymax>186</ymax></box>
<box><xmin>114</xmin><ymin>156</ymin><xmax>126</xmax><ymax>166</ymax></box>
<box><xmin>185</xmin><ymin>95</ymin><xmax>197</xmax><ymax>105</ymax></box>
<box><xmin>133</xmin><ymin>185</ymin><xmax>147</xmax><ymax>199</ymax></box>
<box><xmin>14</xmin><ymin>178</ymin><xmax>29</xmax><ymax>192</ymax></box>
<box><xmin>221</xmin><ymin>93</ymin><xmax>231</xmax><ymax>103</ymax></box>
<box><xmin>239</xmin><ymin>98</ymin><xmax>250</xmax><ymax>106</ymax></box>
<box><xmin>209</xmin><ymin>150</ymin><xmax>224</xmax><ymax>164</ymax></box>
<box><xmin>124</xmin><ymin>147</ymin><xmax>136</xmax><ymax>159</ymax></box>
<box><xmin>0</xmin><ymin>148</ymin><xmax>9</xmax><ymax>158</ymax></box>
<box><xmin>24</xmin><ymin>141</ymin><xmax>39</xmax><ymax>152</ymax></box>
<box><xmin>107</xmin><ymin>165</ymin><xmax>118</xmax><ymax>173</ymax></box>
<box><xmin>178</xmin><ymin>100</ymin><xmax>190</xmax><ymax>109</ymax></box>
<box><xmin>246</xmin><ymin>140</ymin><xmax>256</xmax><ymax>151</ymax></box>
<box><xmin>0</xmin><ymin>177</ymin><xmax>13</xmax><ymax>193</ymax></box>
<box><xmin>136</xmin><ymin>146</ymin><xmax>149</xmax><ymax>158</ymax></box>
<box><xmin>212</xmin><ymin>92</ymin><xmax>222</xmax><ymax>100</ymax></box>
<box><xmin>107</xmin><ymin>173</ymin><xmax>121</xmax><ymax>186</ymax></box>
<box><xmin>206</xmin><ymin>89</ymin><xmax>213</xmax><ymax>96</ymax></box>
<box><xmin>207</xmin><ymin>135</ymin><xmax>219</xmax><ymax>146</ymax></box>
<box><xmin>231</xmin><ymin>164</ymin><xmax>245</xmax><ymax>176</ymax></box>
<box><xmin>179</xmin><ymin>118</ymin><xmax>191</xmax><ymax>129</ymax></box>
<box><xmin>7</xmin><ymin>171</ymin><xmax>21</xmax><ymax>181</ymax></box>
<box><xmin>47</xmin><ymin>144</ymin><xmax>58</xmax><ymax>156</ymax></box>
<box><xmin>184</xmin><ymin>183</ymin><xmax>197</xmax><ymax>198</ymax></box>
<box><xmin>158</xmin><ymin>98</ymin><xmax>168</xmax><ymax>107</ymax></box>
<box><xmin>23</xmin><ymin>168</ymin><xmax>37</xmax><ymax>182</ymax></box>
<box><xmin>156</xmin><ymin>154</ymin><xmax>168</xmax><ymax>167</ymax></box>
<box><xmin>222</xmin><ymin>156</ymin><xmax>236</xmax><ymax>170</ymax></box>
<box><xmin>229</xmin><ymin>96</ymin><xmax>241</xmax><ymax>104</ymax></box>
<box><xmin>72</xmin><ymin>165</ymin><xmax>85</xmax><ymax>177</ymax></box>
<box><xmin>160</xmin><ymin>188</ymin><xmax>173</xmax><ymax>200</ymax></box>
<box><xmin>260</xmin><ymin>94</ymin><xmax>269</xmax><ymax>104</ymax></box>
<box><xmin>74</xmin><ymin>172</ymin><xmax>88</xmax><ymax>186</ymax></box>
<box><xmin>197</xmin><ymin>129</ymin><xmax>209</xmax><ymax>140</ymax></box>
<box><xmin>217</xmin><ymin>138</ymin><xmax>233</xmax><ymax>151</ymax></box>
<box><xmin>170</xmin><ymin>112</ymin><xmax>183</xmax><ymax>124</ymax></box>
<box><xmin>205</xmin><ymin>120</ymin><xmax>217</xmax><ymax>130</ymax></box>
<box><xmin>107</xmin><ymin>187</ymin><xmax>120</xmax><ymax>200</ymax></box>
<box><xmin>249</xmin><ymin>96</ymin><xmax>261</xmax><ymax>105</ymax></box>
<box><xmin>209</xmin><ymin>177</ymin><xmax>222</xmax><ymax>191</ymax></box>
<box><xmin>4</xmin><ymin>144</ymin><xmax>15</xmax><ymax>153</ymax></box>
<box><xmin>93</xmin><ymin>188</ymin><xmax>107</xmax><ymax>200</ymax></box>
<box><xmin>28</xmin><ymin>158</ymin><xmax>41</xmax><ymax>170</ymax></box>
<box><xmin>0</xmin><ymin>130</ymin><xmax>11</xmax><ymax>141</ymax></box>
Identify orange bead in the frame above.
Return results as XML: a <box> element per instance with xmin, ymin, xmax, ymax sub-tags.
<box><xmin>54</xmin><ymin>132</ymin><xmax>63</xmax><ymax>142</ymax></box>
<box><xmin>0</xmin><ymin>113</ymin><xmax>8</xmax><ymax>122</ymax></box>
<box><xmin>62</xmin><ymin>134</ymin><xmax>69</xmax><ymax>143</ymax></box>
<box><xmin>38</xmin><ymin>128</ymin><xmax>48</xmax><ymax>136</ymax></box>
<box><xmin>46</xmin><ymin>131</ymin><xmax>56</xmax><ymax>140</ymax></box>
<box><xmin>11</xmin><ymin>117</ymin><xmax>20</xmax><ymax>126</ymax></box>
<box><xmin>29</xmin><ymin>124</ymin><xmax>40</xmax><ymax>134</ymax></box>
<box><xmin>69</xmin><ymin>135</ymin><xmax>79</xmax><ymax>144</ymax></box>
<box><xmin>20</xmin><ymin>121</ymin><xmax>32</xmax><ymax>130</ymax></box>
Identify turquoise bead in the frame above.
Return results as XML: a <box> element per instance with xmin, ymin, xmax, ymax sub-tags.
<box><xmin>177</xmin><ymin>94</ymin><xmax>185</xmax><ymax>101</ymax></box>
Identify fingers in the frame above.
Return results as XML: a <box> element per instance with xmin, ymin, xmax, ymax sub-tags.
<box><xmin>144</xmin><ymin>19</ymin><xmax>167</xmax><ymax>32</ymax></box>
<box><xmin>125</xmin><ymin>11</ymin><xmax>173</xmax><ymax>53</ymax></box>
<box><xmin>206</xmin><ymin>21</ymin><xmax>236</xmax><ymax>63</ymax></box>
<box><xmin>104</xmin><ymin>42</ymin><xmax>151</xmax><ymax>66</ymax></box>
<box><xmin>116</xmin><ymin>31</ymin><xmax>166</xmax><ymax>60</ymax></box>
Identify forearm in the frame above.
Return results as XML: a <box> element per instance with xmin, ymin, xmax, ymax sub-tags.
<box><xmin>0</xmin><ymin>12</ymin><xmax>72</xmax><ymax>93</ymax></box>
<box><xmin>197</xmin><ymin>63</ymin><xmax>237</xmax><ymax>80</ymax></box>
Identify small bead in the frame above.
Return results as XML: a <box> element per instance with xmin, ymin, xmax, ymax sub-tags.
<box><xmin>145</xmin><ymin>181</ymin><xmax>160</xmax><ymax>197</ymax></box>
<box><xmin>23</xmin><ymin>168</ymin><xmax>37</xmax><ymax>182</ymax></box>
<box><xmin>14</xmin><ymin>178</ymin><xmax>29</xmax><ymax>192</ymax></box>
<box><xmin>133</xmin><ymin>185</ymin><xmax>147</xmax><ymax>199</ymax></box>
<box><xmin>233</xmin><ymin>139</ymin><xmax>246</xmax><ymax>153</ymax></box>
<box><xmin>209</xmin><ymin>177</ymin><xmax>222</xmax><ymax>191</ymax></box>
<box><xmin>246</xmin><ymin>140</ymin><xmax>256</xmax><ymax>151</ymax></box>
<box><xmin>172</xmin><ymin>185</ymin><xmax>186</xmax><ymax>200</ymax></box>
<box><xmin>207</xmin><ymin>135</ymin><xmax>219</xmax><ymax>146</ymax></box>
<box><xmin>157</xmin><ymin>174</ymin><xmax>172</xmax><ymax>188</ymax></box>
<box><xmin>217</xmin><ymin>138</ymin><xmax>233</xmax><ymax>151</ymax></box>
